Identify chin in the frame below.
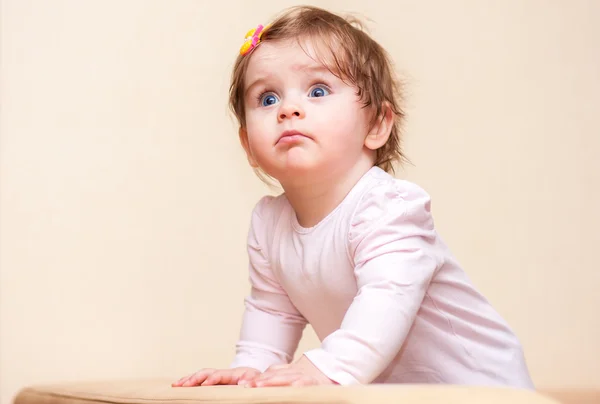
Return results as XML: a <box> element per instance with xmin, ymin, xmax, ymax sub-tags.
<box><xmin>286</xmin><ymin>154</ymin><xmax>325</xmax><ymax>171</ymax></box>
<box><xmin>262</xmin><ymin>159</ymin><xmax>323</xmax><ymax>183</ymax></box>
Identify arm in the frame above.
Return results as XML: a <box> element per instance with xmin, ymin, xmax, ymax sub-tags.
<box><xmin>231</xmin><ymin>197</ymin><xmax>308</xmax><ymax>372</ymax></box>
<box><xmin>303</xmin><ymin>183</ymin><xmax>440</xmax><ymax>384</ymax></box>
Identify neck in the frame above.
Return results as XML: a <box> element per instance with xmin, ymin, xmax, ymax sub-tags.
<box><xmin>281</xmin><ymin>156</ymin><xmax>375</xmax><ymax>228</ymax></box>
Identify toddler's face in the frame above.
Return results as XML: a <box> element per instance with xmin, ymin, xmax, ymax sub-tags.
<box><xmin>240</xmin><ymin>39</ymin><xmax>373</xmax><ymax>185</ymax></box>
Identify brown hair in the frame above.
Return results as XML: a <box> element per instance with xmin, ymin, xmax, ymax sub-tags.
<box><xmin>229</xmin><ymin>5</ymin><xmax>406</xmax><ymax>174</ymax></box>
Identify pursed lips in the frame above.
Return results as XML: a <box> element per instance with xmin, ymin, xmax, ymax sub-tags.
<box><xmin>275</xmin><ymin>130</ymin><xmax>311</xmax><ymax>145</ymax></box>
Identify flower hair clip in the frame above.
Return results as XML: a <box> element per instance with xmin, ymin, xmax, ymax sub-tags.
<box><xmin>240</xmin><ymin>24</ymin><xmax>268</xmax><ymax>56</ymax></box>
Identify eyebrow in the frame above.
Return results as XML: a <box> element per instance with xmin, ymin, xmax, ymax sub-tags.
<box><xmin>245</xmin><ymin>64</ymin><xmax>332</xmax><ymax>95</ymax></box>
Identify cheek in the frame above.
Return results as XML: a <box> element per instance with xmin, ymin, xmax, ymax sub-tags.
<box><xmin>245</xmin><ymin>108</ymin><xmax>274</xmax><ymax>133</ymax></box>
<box><xmin>323</xmin><ymin>95</ymin><xmax>367</xmax><ymax>125</ymax></box>
<box><xmin>245</xmin><ymin>112</ymin><xmax>268</xmax><ymax>138</ymax></box>
<box><xmin>316</xmin><ymin>104</ymin><xmax>368</xmax><ymax>145</ymax></box>
<box><xmin>244</xmin><ymin>110</ymin><xmax>260</xmax><ymax>132</ymax></box>
<box><xmin>244</xmin><ymin>117</ymin><xmax>273</xmax><ymax>157</ymax></box>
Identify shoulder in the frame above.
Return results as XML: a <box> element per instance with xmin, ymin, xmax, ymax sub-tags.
<box><xmin>248</xmin><ymin>193</ymin><xmax>291</xmax><ymax>249</ymax></box>
<box><xmin>350</xmin><ymin>168</ymin><xmax>433</xmax><ymax>231</ymax></box>
<box><xmin>347</xmin><ymin>169</ymin><xmax>438</xmax><ymax>261</ymax></box>
<box><xmin>250</xmin><ymin>193</ymin><xmax>289</xmax><ymax>225</ymax></box>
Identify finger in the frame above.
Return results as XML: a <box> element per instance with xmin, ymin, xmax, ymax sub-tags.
<box><xmin>201</xmin><ymin>370</ymin><xmax>226</xmax><ymax>386</ymax></box>
<box><xmin>182</xmin><ymin>369</ymin><xmax>214</xmax><ymax>387</ymax></box>
<box><xmin>253</xmin><ymin>374</ymin><xmax>301</xmax><ymax>387</ymax></box>
<box><xmin>173</xmin><ymin>372</ymin><xmax>202</xmax><ymax>386</ymax></box>
<box><xmin>266</xmin><ymin>364</ymin><xmax>289</xmax><ymax>372</ymax></box>
<box><xmin>291</xmin><ymin>378</ymin><xmax>318</xmax><ymax>387</ymax></box>
<box><xmin>202</xmin><ymin>369</ymin><xmax>241</xmax><ymax>386</ymax></box>
<box><xmin>171</xmin><ymin>376</ymin><xmax>188</xmax><ymax>387</ymax></box>
<box><xmin>253</xmin><ymin>373</ymin><xmax>302</xmax><ymax>387</ymax></box>
<box><xmin>239</xmin><ymin>369</ymin><xmax>260</xmax><ymax>381</ymax></box>
<box><xmin>237</xmin><ymin>369</ymin><xmax>260</xmax><ymax>386</ymax></box>
<box><xmin>172</xmin><ymin>374</ymin><xmax>196</xmax><ymax>387</ymax></box>
<box><xmin>254</xmin><ymin>368</ymin><xmax>298</xmax><ymax>382</ymax></box>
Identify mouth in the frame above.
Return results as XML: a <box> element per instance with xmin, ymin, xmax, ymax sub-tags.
<box><xmin>275</xmin><ymin>130</ymin><xmax>311</xmax><ymax>146</ymax></box>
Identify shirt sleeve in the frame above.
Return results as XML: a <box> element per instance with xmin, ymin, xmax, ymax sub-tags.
<box><xmin>303</xmin><ymin>180</ymin><xmax>442</xmax><ymax>384</ymax></box>
<box><xmin>230</xmin><ymin>196</ymin><xmax>308</xmax><ymax>372</ymax></box>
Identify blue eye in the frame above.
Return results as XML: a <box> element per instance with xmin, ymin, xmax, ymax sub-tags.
<box><xmin>260</xmin><ymin>93</ymin><xmax>279</xmax><ymax>107</ymax></box>
<box><xmin>309</xmin><ymin>86</ymin><xmax>330</xmax><ymax>98</ymax></box>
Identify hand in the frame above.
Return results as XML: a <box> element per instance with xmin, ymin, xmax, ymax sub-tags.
<box><xmin>245</xmin><ymin>356</ymin><xmax>336</xmax><ymax>387</ymax></box>
<box><xmin>171</xmin><ymin>367</ymin><xmax>261</xmax><ymax>387</ymax></box>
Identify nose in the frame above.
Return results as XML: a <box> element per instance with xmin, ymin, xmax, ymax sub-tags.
<box><xmin>277</xmin><ymin>101</ymin><xmax>305</xmax><ymax>122</ymax></box>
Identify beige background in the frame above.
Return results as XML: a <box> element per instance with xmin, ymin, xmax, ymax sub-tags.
<box><xmin>1</xmin><ymin>1</ymin><xmax>599</xmax><ymax>403</ymax></box>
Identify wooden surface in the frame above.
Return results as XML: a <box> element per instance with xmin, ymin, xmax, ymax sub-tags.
<box><xmin>13</xmin><ymin>378</ymin><xmax>565</xmax><ymax>404</ymax></box>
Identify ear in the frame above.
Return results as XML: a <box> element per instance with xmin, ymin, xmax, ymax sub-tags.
<box><xmin>238</xmin><ymin>127</ymin><xmax>259</xmax><ymax>167</ymax></box>
<box><xmin>364</xmin><ymin>102</ymin><xmax>394</xmax><ymax>151</ymax></box>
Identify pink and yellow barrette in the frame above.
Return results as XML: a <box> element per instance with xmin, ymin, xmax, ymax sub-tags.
<box><xmin>240</xmin><ymin>24</ymin><xmax>269</xmax><ymax>56</ymax></box>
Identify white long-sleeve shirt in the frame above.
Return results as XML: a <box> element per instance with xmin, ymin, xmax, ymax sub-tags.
<box><xmin>230</xmin><ymin>166</ymin><xmax>533</xmax><ymax>388</ymax></box>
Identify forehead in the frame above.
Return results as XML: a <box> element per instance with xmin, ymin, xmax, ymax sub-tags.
<box><xmin>245</xmin><ymin>39</ymin><xmax>332</xmax><ymax>81</ymax></box>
